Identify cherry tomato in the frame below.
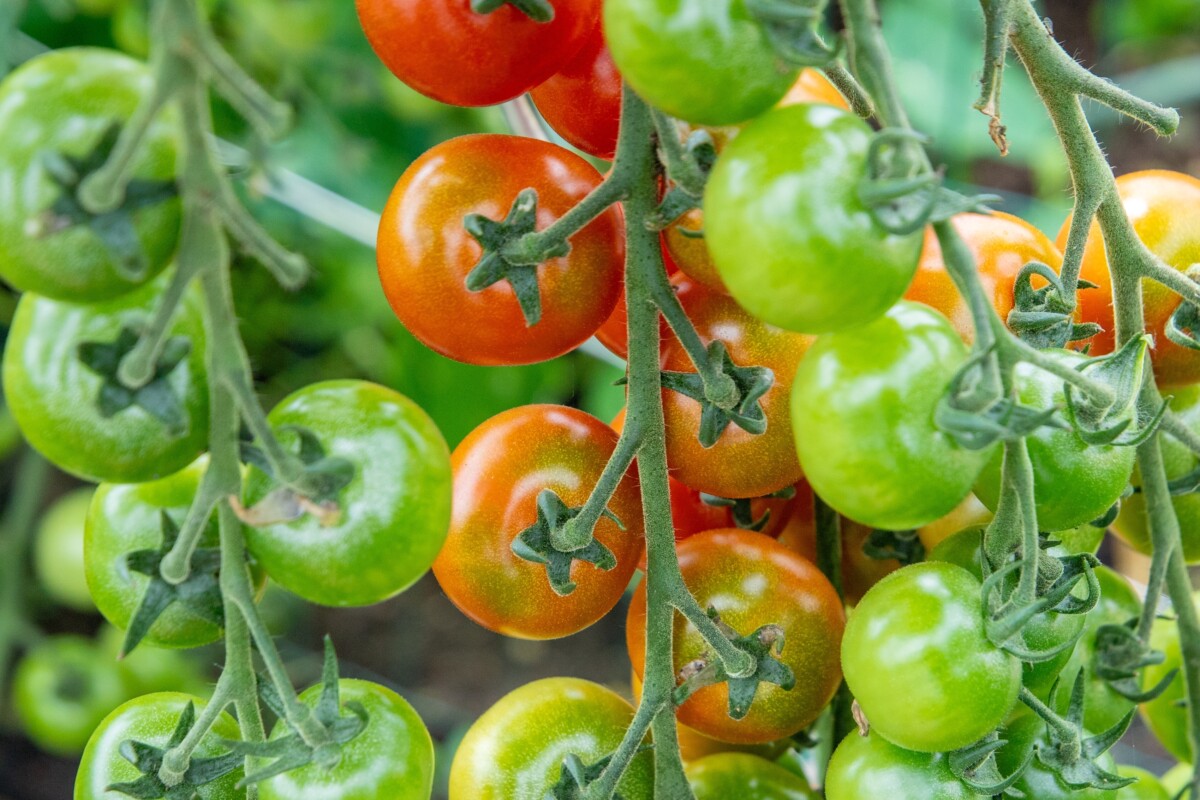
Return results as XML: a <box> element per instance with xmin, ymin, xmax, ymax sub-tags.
<box><xmin>705</xmin><ymin>104</ymin><xmax>923</xmax><ymax>334</ymax></box>
<box><xmin>1139</xmin><ymin>592</ymin><xmax>1199</xmax><ymax>764</ymax></box>
<box><xmin>664</xmin><ymin>275</ymin><xmax>811</xmax><ymax>498</ymax></box>
<box><xmin>627</xmin><ymin>529</ymin><xmax>844</xmax><ymax>744</ymax></box>
<box><xmin>792</xmin><ymin>301</ymin><xmax>994</xmax><ymax>530</ymax></box>
<box><xmin>664</xmin><ymin>209</ymin><xmax>726</xmax><ymax>293</ymax></box>
<box><xmin>97</xmin><ymin>624</ymin><xmax>208</xmax><ymax>698</ymax></box>
<box><xmin>449</xmin><ymin>677</ymin><xmax>653</xmax><ymax>799</ymax></box>
<box><xmin>995</xmin><ymin>712</ymin><xmax>1119</xmax><ymax>800</ymax></box>
<box><xmin>530</xmin><ymin>23</ymin><xmax>621</xmax><ymax>159</ymax></box>
<box><xmin>0</xmin><ymin>48</ymin><xmax>180</xmax><ymax>301</ymax></box>
<box><xmin>825</xmin><ymin>731</ymin><xmax>975</xmax><ymax>800</ymax></box>
<box><xmin>243</xmin><ymin>380</ymin><xmax>451</xmax><ymax>607</ymax></box>
<box><xmin>356</xmin><ymin>0</ymin><xmax>598</xmax><ymax>106</ymax></box>
<box><xmin>686</xmin><ymin>752</ymin><xmax>818</xmax><ymax>799</ymax></box>
<box><xmin>915</xmin><ymin>493</ymin><xmax>992</xmax><ymax>551</ymax></box>
<box><xmin>259</xmin><ymin>679</ymin><xmax>433</xmax><ymax>800</ymax></box>
<box><xmin>842</xmin><ymin>562</ymin><xmax>1021</xmax><ymax>752</ymax></box>
<box><xmin>377</xmin><ymin>135</ymin><xmax>624</xmax><ymax>366</ymax></box>
<box><xmin>434</xmin><ymin>405</ymin><xmax>643</xmax><ymax>639</ymax></box>
<box><xmin>778</xmin><ymin>69</ymin><xmax>850</xmax><ymax>110</ymax></box>
<box><xmin>1063</xmin><ymin>170</ymin><xmax>1200</xmax><ymax>387</ymax></box>
<box><xmin>1117</xmin><ymin>766</ymin><xmax>1171</xmax><ymax>800</ymax></box>
<box><xmin>34</xmin><ymin>487</ymin><xmax>96</xmax><ymax>612</ymax></box>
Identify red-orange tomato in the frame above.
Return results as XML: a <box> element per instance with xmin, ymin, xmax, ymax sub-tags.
<box><xmin>905</xmin><ymin>212</ymin><xmax>1063</xmax><ymax>343</ymax></box>
<box><xmin>663</xmin><ymin>275</ymin><xmax>811</xmax><ymax>498</ymax></box>
<box><xmin>1061</xmin><ymin>170</ymin><xmax>1200</xmax><ymax>387</ymax></box>
<box><xmin>626</xmin><ymin>529</ymin><xmax>844</xmax><ymax>744</ymax></box>
<box><xmin>377</xmin><ymin>135</ymin><xmax>624</xmax><ymax>366</ymax></box>
<box><xmin>594</xmin><ymin>242</ymin><xmax>676</xmax><ymax>360</ymax></box>
<box><xmin>432</xmin><ymin>405</ymin><xmax>644</xmax><ymax>639</ymax></box>
<box><xmin>530</xmin><ymin>23</ymin><xmax>622</xmax><ymax>160</ymax></box>
<box><xmin>356</xmin><ymin>0</ymin><xmax>599</xmax><ymax>107</ymax></box>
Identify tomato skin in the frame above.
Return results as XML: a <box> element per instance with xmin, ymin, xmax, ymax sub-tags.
<box><xmin>35</xmin><ymin>487</ymin><xmax>96</xmax><ymax>612</ymax></box>
<box><xmin>1161</xmin><ymin>763</ymin><xmax>1193</xmax><ymax>798</ymax></box>
<box><xmin>449</xmin><ymin>677</ymin><xmax>653</xmax><ymax>800</ymax></box>
<box><xmin>1116</xmin><ymin>766</ymin><xmax>1171</xmax><ymax>800</ymax></box>
<box><xmin>1063</xmin><ymin>170</ymin><xmax>1200</xmax><ymax>387</ymax></box>
<box><xmin>842</xmin><ymin>562</ymin><xmax>1021</xmax><ymax>752</ymax></box>
<box><xmin>705</xmin><ymin>104</ymin><xmax>923</xmax><ymax>334</ymax></box>
<box><xmin>259</xmin><ymin>680</ymin><xmax>433</xmax><ymax>800</ymax></box>
<box><xmin>792</xmin><ymin>301</ymin><xmax>994</xmax><ymax>530</ymax></box>
<box><xmin>377</xmin><ymin>135</ymin><xmax>624</xmax><ymax>366</ymax></box>
<box><xmin>973</xmin><ymin>350</ymin><xmax>1135</xmax><ymax>531</ymax></box>
<box><xmin>916</xmin><ymin>493</ymin><xmax>992</xmax><ymax>551</ymax></box>
<box><xmin>686</xmin><ymin>753</ymin><xmax>818</xmax><ymax>799</ymax></box>
<box><xmin>0</xmin><ymin>48</ymin><xmax>180</xmax><ymax>301</ymax></box>
<box><xmin>627</xmin><ymin>529</ymin><xmax>844</xmax><ymax>744</ymax></box>
<box><xmin>825</xmin><ymin>731</ymin><xmax>974</xmax><ymax>800</ymax></box>
<box><xmin>1139</xmin><ymin>592</ymin><xmax>1199</xmax><ymax>764</ymax></box>
<box><xmin>3</xmin><ymin>275</ymin><xmax>209</xmax><ymax>483</ymax></box>
<box><xmin>663</xmin><ymin>275</ymin><xmax>811</xmax><ymax>498</ymax></box>
<box><xmin>356</xmin><ymin>0</ymin><xmax>598</xmax><ymax>106</ymax></box>
<box><xmin>530</xmin><ymin>23</ymin><xmax>621</xmax><ymax>160</ymax></box>
<box><xmin>778</xmin><ymin>69</ymin><xmax>850</xmax><ymax>110</ymax></box>
<box><xmin>665</xmin><ymin>209</ymin><xmax>726</xmax><ymax>293</ymax></box>
<box><xmin>434</xmin><ymin>405</ymin><xmax>643</xmax><ymax>639</ymax></box>
<box><xmin>996</xmin><ymin>713</ymin><xmax>1118</xmax><ymax>800</ymax></box>
<box><xmin>75</xmin><ymin>692</ymin><xmax>242</xmax><ymax>800</ymax></box>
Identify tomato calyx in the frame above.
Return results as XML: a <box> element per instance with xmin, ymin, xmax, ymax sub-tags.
<box><xmin>661</xmin><ymin>341</ymin><xmax>773</xmax><ymax>446</ymax></box>
<box><xmin>78</xmin><ymin>327</ymin><xmax>194</xmax><ymax>437</ymax></box>
<box><xmin>1091</xmin><ymin>622</ymin><xmax>1177</xmax><ymax>703</ymax></box>
<box><xmin>861</xmin><ymin>528</ymin><xmax>924</xmax><ymax>564</ymax></box>
<box><xmin>470</xmin><ymin>0</ymin><xmax>555</xmax><ymax>22</ymax></box>
<box><xmin>511</xmin><ymin>489</ymin><xmax>621</xmax><ymax>596</ymax></box>
<box><xmin>700</xmin><ymin>485</ymin><xmax>795</xmax><ymax>533</ymax></box>
<box><xmin>546</xmin><ymin>748</ymin><xmax>648</xmax><ymax>800</ymax></box>
<box><xmin>648</xmin><ymin>128</ymin><xmax>717</xmax><ymax>231</ymax></box>
<box><xmin>936</xmin><ymin>348</ymin><xmax>1063</xmax><ymax>450</ymax></box>
<box><xmin>744</xmin><ymin>0</ymin><xmax>838</xmax><ymax>68</ymax></box>
<box><xmin>237</xmin><ymin>425</ymin><xmax>354</xmax><ymax>526</ymax></box>
<box><xmin>983</xmin><ymin>550</ymin><xmax>1100</xmax><ymax>659</ymax></box>
<box><xmin>1063</xmin><ymin>335</ymin><xmax>1164</xmax><ymax>446</ymax></box>
<box><xmin>1008</xmin><ymin>262</ymin><xmax>1103</xmax><ymax>349</ymax></box>
<box><xmin>948</xmin><ymin>731</ymin><xmax>1031</xmax><ymax>797</ymax></box>
<box><xmin>1164</xmin><ymin>266</ymin><xmax>1200</xmax><ymax>351</ymax></box>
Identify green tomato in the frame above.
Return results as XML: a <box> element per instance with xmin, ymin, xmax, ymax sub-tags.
<box><xmin>97</xmin><ymin>624</ymin><xmax>208</xmax><ymax>697</ymax></box>
<box><xmin>449</xmin><ymin>677</ymin><xmax>653</xmax><ymax>799</ymax></box>
<box><xmin>995</xmin><ymin>712</ymin><xmax>1118</xmax><ymax>800</ymax></box>
<box><xmin>35</xmin><ymin>487</ymin><xmax>97</xmax><ymax>612</ymax></box>
<box><xmin>686</xmin><ymin>753</ymin><xmax>817</xmax><ymax>799</ymax></box>
<box><xmin>259</xmin><ymin>679</ymin><xmax>434</xmax><ymax>800</ymax></box>
<box><xmin>1139</xmin><ymin>592</ymin><xmax>1199</xmax><ymax>764</ymax></box>
<box><xmin>705</xmin><ymin>104</ymin><xmax>923</xmax><ymax>334</ymax></box>
<box><xmin>1162</xmin><ymin>763</ymin><xmax>1195</xmax><ymax>798</ymax></box>
<box><xmin>0</xmin><ymin>48</ymin><xmax>179</xmax><ymax>300</ymax></box>
<box><xmin>825</xmin><ymin>731</ymin><xmax>974</xmax><ymax>800</ymax></box>
<box><xmin>75</xmin><ymin>692</ymin><xmax>243</xmax><ymax>800</ymax></box>
<box><xmin>791</xmin><ymin>301</ymin><xmax>994</xmax><ymax>529</ymax></box>
<box><xmin>13</xmin><ymin>635</ymin><xmax>129</xmax><ymax>756</ymax></box>
<box><xmin>3</xmin><ymin>273</ymin><xmax>209</xmax><ymax>483</ymax></box>
<box><xmin>973</xmin><ymin>351</ymin><xmax>1135</xmax><ymax>531</ymax></box>
<box><xmin>1116</xmin><ymin>765</ymin><xmax>1171</xmax><ymax>800</ymax></box>
<box><xmin>243</xmin><ymin>380</ymin><xmax>451</xmax><ymax>607</ymax></box>
<box><xmin>602</xmin><ymin>0</ymin><xmax>796</xmax><ymax>125</ymax></box>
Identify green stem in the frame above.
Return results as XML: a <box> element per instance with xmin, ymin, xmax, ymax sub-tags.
<box><xmin>813</xmin><ymin>494</ymin><xmax>843</xmax><ymax>599</ymax></box>
<box><xmin>823</xmin><ymin>63</ymin><xmax>875</xmax><ymax>118</ymax></box>
<box><xmin>118</xmin><ymin>251</ymin><xmax>199</xmax><ymax>388</ymax></box>
<box><xmin>553</xmin><ymin>424</ymin><xmax>644</xmax><ymax>552</ymax></box>
<box><xmin>506</xmin><ymin>172</ymin><xmax>631</xmax><ymax>264</ymax></box>
<box><xmin>651</xmin><ymin>110</ymin><xmax>705</xmax><ymax>196</ymax></box>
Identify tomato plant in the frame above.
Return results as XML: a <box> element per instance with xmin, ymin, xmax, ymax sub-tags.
<box><xmin>825</xmin><ymin>731</ymin><xmax>974</xmax><ymax>800</ymax></box>
<box><xmin>530</xmin><ymin>22</ymin><xmax>621</xmax><ymax>160</ymax></box>
<box><xmin>686</xmin><ymin>752</ymin><xmax>818</xmax><ymax>799</ymax></box>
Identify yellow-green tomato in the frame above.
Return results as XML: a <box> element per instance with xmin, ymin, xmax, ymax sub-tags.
<box><xmin>686</xmin><ymin>753</ymin><xmax>817</xmax><ymax>799</ymax></box>
<box><xmin>1139</xmin><ymin>592</ymin><xmax>1199</xmax><ymax>764</ymax></box>
<box><xmin>1162</xmin><ymin>763</ymin><xmax>1194</xmax><ymax>797</ymax></box>
<box><xmin>35</xmin><ymin>487</ymin><xmax>96</xmax><ymax>612</ymax></box>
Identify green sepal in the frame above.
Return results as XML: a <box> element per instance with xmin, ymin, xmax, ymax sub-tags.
<box><xmin>1165</xmin><ymin>295</ymin><xmax>1200</xmax><ymax>351</ymax></box>
<box><xmin>661</xmin><ymin>341</ymin><xmax>773</xmax><ymax>447</ymax></box>
<box><xmin>511</xmin><ymin>489</ymin><xmax>620</xmax><ymax>596</ymax></box>
<box><xmin>1092</xmin><ymin>619</ymin><xmax>1176</xmax><ymax>702</ymax></box>
<box><xmin>241</xmin><ymin>424</ymin><xmax>355</xmax><ymax>508</ymax></box>
<box><xmin>700</xmin><ymin>485</ymin><xmax>795</xmax><ymax>532</ymax></box>
<box><xmin>862</xmin><ymin>529</ymin><xmax>924</xmax><ymax>564</ymax></box>
<box><xmin>1008</xmin><ymin>262</ymin><xmax>1103</xmax><ymax>349</ymax></box>
<box><xmin>78</xmin><ymin>326</ymin><xmax>193</xmax><ymax>436</ymax></box>
<box><xmin>544</xmin><ymin>748</ymin><xmax>650</xmax><ymax>800</ymax></box>
<box><xmin>744</xmin><ymin>0</ymin><xmax>838</xmax><ymax>68</ymax></box>
<box><xmin>470</xmin><ymin>0</ymin><xmax>554</xmax><ymax>22</ymax></box>
<box><xmin>1035</xmin><ymin>673</ymin><xmax>1136</xmax><ymax>792</ymax></box>
<box><xmin>949</xmin><ymin>732</ymin><xmax>1029</xmax><ymax>797</ymax></box>
<box><xmin>983</xmin><ymin>551</ymin><xmax>1100</xmax><ymax>657</ymax></box>
<box><xmin>1063</xmin><ymin>334</ymin><xmax>1164</xmax><ymax>446</ymax></box>
<box><xmin>647</xmin><ymin>131</ymin><xmax>717</xmax><ymax>229</ymax></box>
<box><xmin>936</xmin><ymin>348</ymin><xmax>1064</xmax><ymax>450</ymax></box>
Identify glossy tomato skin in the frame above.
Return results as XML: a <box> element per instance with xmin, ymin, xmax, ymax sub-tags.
<box><xmin>356</xmin><ymin>0</ymin><xmax>598</xmax><ymax>106</ymax></box>
<box><xmin>75</xmin><ymin>692</ymin><xmax>242</xmax><ymax>800</ymax></box>
<box><xmin>530</xmin><ymin>23</ymin><xmax>621</xmax><ymax>160</ymax></box>
<box><xmin>1116</xmin><ymin>766</ymin><xmax>1171</xmax><ymax>800</ymax></box>
<box><xmin>705</xmin><ymin>104</ymin><xmax>923</xmax><ymax>334</ymax></box>
<box><xmin>603</xmin><ymin>0</ymin><xmax>796</xmax><ymax>126</ymax></box>
<box><xmin>906</xmin><ymin>212</ymin><xmax>1063</xmax><ymax>343</ymax></box>
<box><xmin>449</xmin><ymin>677</ymin><xmax>653</xmax><ymax>800</ymax></box>
<box><xmin>686</xmin><ymin>753</ymin><xmax>818</xmax><ymax>799</ymax></box>
<box><xmin>3</xmin><ymin>275</ymin><xmax>209</xmax><ymax>483</ymax></box>
<box><xmin>1064</xmin><ymin>170</ymin><xmax>1200</xmax><ymax>387</ymax></box>
<box><xmin>0</xmin><ymin>48</ymin><xmax>180</xmax><ymax>301</ymax></box>
<box><xmin>973</xmin><ymin>350</ymin><xmax>1135</xmax><ymax>531</ymax></box>
<box><xmin>259</xmin><ymin>680</ymin><xmax>434</xmax><ymax>800</ymax></box>
<box><xmin>244</xmin><ymin>380</ymin><xmax>451</xmax><ymax>607</ymax></box>
<box><xmin>377</xmin><ymin>135</ymin><xmax>624</xmax><ymax>366</ymax></box>
<box><xmin>792</xmin><ymin>301</ymin><xmax>994</xmax><ymax>530</ymax></box>
<box><xmin>34</xmin><ymin>487</ymin><xmax>96</xmax><ymax>612</ymax></box>
<box><xmin>1139</xmin><ymin>592</ymin><xmax>1199</xmax><ymax>764</ymax></box>
<box><xmin>434</xmin><ymin>405</ymin><xmax>643</xmax><ymax>639</ymax></box>
<box><xmin>663</xmin><ymin>275</ymin><xmax>811</xmax><ymax>498</ymax></box>
<box><xmin>996</xmin><ymin>713</ymin><xmax>1118</xmax><ymax>800</ymax></box>
<box><xmin>825</xmin><ymin>732</ymin><xmax>975</xmax><ymax>800</ymax></box>
<box><xmin>627</xmin><ymin>529</ymin><xmax>844</xmax><ymax>744</ymax></box>
<box><xmin>841</xmin><ymin>562</ymin><xmax>1021</xmax><ymax>752</ymax></box>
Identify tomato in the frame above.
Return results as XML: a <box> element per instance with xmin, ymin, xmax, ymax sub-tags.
<box><xmin>665</xmin><ymin>209</ymin><xmax>727</xmax><ymax>293</ymax></box>
<box><xmin>377</xmin><ymin>135</ymin><xmax>624</xmax><ymax>366</ymax></box>
<box><xmin>75</xmin><ymin>692</ymin><xmax>242</xmax><ymax>800</ymax></box>
<box><xmin>705</xmin><ymin>104</ymin><xmax>923</xmax><ymax>334</ymax></box>
<box><xmin>1162</xmin><ymin>763</ymin><xmax>1194</xmax><ymax>798</ymax></box>
<box><xmin>434</xmin><ymin>405</ymin><xmax>643</xmax><ymax>638</ymax></box>
<box><xmin>97</xmin><ymin>624</ymin><xmax>208</xmax><ymax>698</ymax></box>
<box><xmin>1116</xmin><ymin>384</ymin><xmax>1200</xmax><ymax>563</ymax></box>
<box><xmin>842</xmin><ymin>562</ymin><xmax>1021</xmax><ymax>752</ymax></box>
<box><xmin>35</xmin><ymin>487</ymin><xmax>96</xmax><ymax>612</ymax></box>
<box><xmin>915</xmin><ymin>493</ymin><xmax>992</xmax><ymax>551</ymax></box>
<box><xmin>664</xmin><ymin>275</ymin><xmax>811</xmax><ymax>498</ymax></box>
<box><xmin>530</xmin><ymin>23</ymin><xmax>621</xmax><ymax>160</ymax></box>
<box><xmin>778</xmin><ymin>69</ymin><xmax>850</xmax><ymax>110</ymax></box>
<box><xmin>87</xmin><ymin>458</ymin><xmax>265</xmax><ymax>649</ymax></box>
<box><xmin>449</xmin><ymin>677</ymin><xmax>653</xmax><ymax>799</ymax></box>
<box><xmin>0</xmin><ymin>48</ymin><xmax>180</xmax><ymax>301</ymax></box>
<box><xmin>825</xmin><ymin>732</ymin><xmax>974</xmax><ymax>800</ymax></box>
<box><xmin>995</xmin><ymin>712</ymin><xmax>1118</xmax><ymax>800</ymax></box>
<box><xmin>627</xmin><ymin>529</ymin><xmax>844</xmax><ymax>744</ymax></box>
<box><xmin>686</xmin><ymin>753</ymin><xmax>817</xmax><ymax>799</ymax></box>
<box><xmin>356</xmin><ymin>0</ymin><xmax>598</xmax><ymax>106</ymax></box>
<box><xmin>1139</xmin><ymin>592</ymin><xmax>1199</xmax><ymax>764</ymax></box>
<box><xmin>259</xmin><ymin>679</ymin><xmax>433</xmax><ymax>800</ymax></box>
<box><xmin>593</xmin><ymin>241</ymin><xmax>676</xmax><ymax>360</ymax></box>
<box><xmin>792</xmin><ymin>301</ymin><xmax>994</xmax><ymax>530</ymax></box>
<box><xmin>13</xmin><ymin>636</ymin><xmax>128</xmax><ymax>756</ymax></box>
<box><xmin>244</xmin><ymin>380</ymin><xmax>451</xmax><ymax>607</ymax></box>
<box><xmin>905</xmin><ymin>212</ymin><xmax>1064</xmax><ymax>343</ymax></box>
<box><xmin>1063</xmin><ymin>170</ymin><xmax>1200</xmax><ymax>387</ymax></box>
<box><xmin>1116</xmin><ymin>766</ymin><xmax>1171</xmax><ymax>800</ymax></box>
<box><xmin>3</xmin><ymin>274</ymin><xmax>209</xmax><ymax>483</ymax></box>
<box><xmin>973</xmin><ymin>350</ymin><xmax>1136</xmax><ymax>531</ymax></box>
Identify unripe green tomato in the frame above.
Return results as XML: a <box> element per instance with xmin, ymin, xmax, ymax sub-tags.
<box><xmin>825</xmin><ymin>731</ymin><xmax>974</xmax><ymax>799</ymax></box>
<box><xmin>686</xmin><ymin>753</ymin><xmax>818</xmax><ymax>799</ymax></box>
<box><xmin>1116</xmin><ymin>765</ymin><xmax>1170</xmax><ymax>800</ymax></box>
<box><xmin>97</xmin><ymin>624</ymin><xmax>209</xmax><ymax>698</ymax></box>
<box><xmin>35</xmin><ymin>487</ymin><xmax>96</xmax><ymax>612</ymax></box>
<box><xmin>1161</xmin><ymin>762</ymin><xmax>1194</xmax><ymax>797</ymax></box>
<box><xmin>1139</xmin><ymin>592</ymin><xmax>1199</xmax><ymax>764</ymax></box>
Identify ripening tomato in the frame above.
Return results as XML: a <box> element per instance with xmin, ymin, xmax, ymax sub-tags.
<box><xmin>915</xmin><ymin>493</ymin><xmax>992</xmax><ymax>551</ymax></box>
<box><xmin>687</xmin><ymin>753</ymin><xmax>818</xmax><ymax>799</ymax></box>
<box><xmin>778</xmin><ymin>69</ymin><xmax>850</xmax><ymax>110</ymax></box>
<box><xmin>356</xmin><ymin>0</ymin><xmax>598</xmax><ymax>106</ymax></box>
<box><xmin>1062</xmin><ymin>170</ymin><xmax>1200</xmax><ymax>387</ymax></box>
<box><xmin>825</xmin><ymin>732</ymin><xmax>975</xmax><ymax>800</ymax></box>
<box><xmin>530</xmin><ymin>23</ymin><xmax>621</xmax><ymax>160</ymax></box>
<box><xmin>905</xmin><ymin>212</ymin><xmax>1064</xmax><ymax>343</ymax></box>
<box><xmin>665</xmin><ymin>209</ymin><xmax>726</xmax><ymax>293</ymax></box>
<box><xmin>704</xmin><ymin>104</ymin><xmax>923</xmax><ymax>334</ymax></box>
<box><xmin>377</xmin><ymin>135</ymin><xmax>624</xmax><ymax>366</ymax></box>
<box><xmin>627</xmin><ymin>529</ymin><xmax>844</xmax><ymax>744</ymax></box>
<box><xmin>434</xmin><ymin>405</ymin><xmax>643</xmax><ymax>639</ymax></box>
<box><xmin>663</xmin><ymin>275</ymin><xmax>811</xmax><ymax>498</ymax></box>
<box><xmin>1139</xmin><ymin>592</ymin><xmax>1199</xmax><ymax>764</ymax></box>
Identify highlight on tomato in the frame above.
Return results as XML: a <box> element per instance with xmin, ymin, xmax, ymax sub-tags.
<box><xmin>530</xmin><ymin>22</ymin><xmax>621</xmax><ymax>160</ymax></box>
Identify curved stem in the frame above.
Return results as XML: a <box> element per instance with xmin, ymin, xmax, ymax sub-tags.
<box><xmin>506</xmin><ymin>172</ymin><xmax>631</xmax><ymax>264</ymax></box>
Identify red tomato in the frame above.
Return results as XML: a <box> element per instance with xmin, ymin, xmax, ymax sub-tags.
<box><xmin>530</xmin><ymin>23</ymin><xmax>621</xmax><ymax>160</ymax></box>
